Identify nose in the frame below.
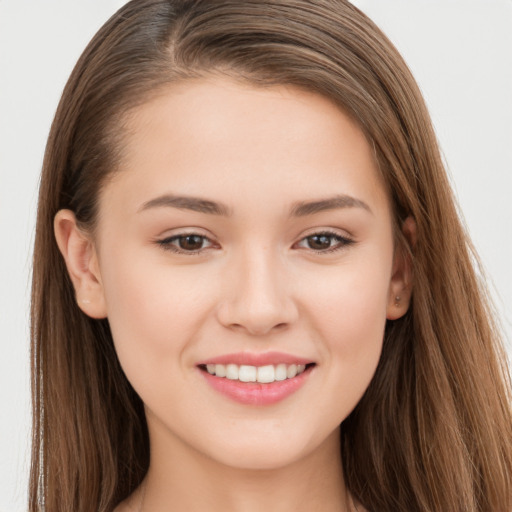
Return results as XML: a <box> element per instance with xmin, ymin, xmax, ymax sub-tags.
<box><xmin>216</xmin><ymin>249</ymin><xmax>299</xmax><ymax>336</ymax></box>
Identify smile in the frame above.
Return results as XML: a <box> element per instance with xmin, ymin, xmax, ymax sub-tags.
<box><xmin>204</xmin><ymin>363</ymin><xmax>307</xmax><ymax>383</ymax></box>
<box><xmin>197</xmin><ymin>353</ymin><xmax>315</xmax><ymax>405</ymax></box>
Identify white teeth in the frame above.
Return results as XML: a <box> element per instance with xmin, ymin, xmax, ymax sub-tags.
<box><xmin>205</xmin><ymin>363</ymin><xmax>309</xmax><ymax>383</ymax></box>
<box><xmin>215</xmin><ymin>364</ymin><xmax>226</xmax><ymax>377</ymax></box>
<box><xmin>226</xmin><ymin>364</ymin><xmax>239</xmax><ymax>380</ymax></box>
<box><xmin>239</xmin><ymin>365</ymin><xmax>257</xmax><ymax>382</ymax></box>
<box><xmin>257</xmin><ymin>365</ymin><xmax>275</xmax><ymax>383</ymax></box>
<box><xmin>275</xmin><ymin>364</ymin><xmax>287</xmax><ymax>381</ymax></box>
<box><xmin>286</xmin><ymin>364</ymin><xmax>298</xmax><ymax>378</ymax></box>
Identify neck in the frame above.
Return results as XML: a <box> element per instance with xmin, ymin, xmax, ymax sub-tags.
<box><xmin>138</xmin><ymin>418</ymin><xmax>351</xmax><ymax>512</ymax></box>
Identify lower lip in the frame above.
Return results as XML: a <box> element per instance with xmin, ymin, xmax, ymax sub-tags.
<box><xmin>199</xmin><ymin>366</ymin><xmax>313</xmax><ymax>406</ymax></box>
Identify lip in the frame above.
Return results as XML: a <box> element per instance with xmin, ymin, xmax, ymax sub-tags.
<box><xmin>197</xmin><ymin>352</ymin><xmax>315</xmax><ymax>406</ymax></box>
<box><xmin>197</xmin><ymin>351</ymin><xmax>313</xmax><ymax>367</ymax></box>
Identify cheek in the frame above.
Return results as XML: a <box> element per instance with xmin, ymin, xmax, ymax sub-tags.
<box><xmin>99</xmin><ymin>247</ymin><xmax>212</xmax><ymax>378</ymax></box>
<box><xmin>299</xmin><ymin>251</ymin><xmax>392</xmax><ymax>408</ymax></box>
<box><xmin>302</xmin><ymin>250</ymin><xmax>391</xmax><ymax>341</ymax></box>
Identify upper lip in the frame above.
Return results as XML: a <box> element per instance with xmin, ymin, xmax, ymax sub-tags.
<box><xmin>197</xmin><ymin>351</ymin><xmax>314</xmax><ymax>367</ymax></box>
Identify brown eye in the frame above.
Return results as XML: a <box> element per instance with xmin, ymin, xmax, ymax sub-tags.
<box><xmin>296</xmin><ymin>231</ymin><xmax>355</xmax><ymax>253</ymax></box>
<box><xmin>306</xmin><ymin>234</ymin><xmax>333</xmax><ymax>250</ymax></box>
<box><xmin>157</xmin><ymin>233</ymin><xmax>214</xmax><ymax>254</ymax></box>
<box><xmin>178</xmin><ymin>235</ymin><xmax>205</xmax><ymax>251</ymax></box>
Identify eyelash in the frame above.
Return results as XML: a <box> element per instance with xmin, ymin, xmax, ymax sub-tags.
<box><xmin>295</xmin><ymin>230</ymin><xmax>355</xmax><ymax>253</ymax></box>
<box><xmin>156</xmin><ymin>230</ymin><xmax>355</xmax><ymax>256</ymax></box>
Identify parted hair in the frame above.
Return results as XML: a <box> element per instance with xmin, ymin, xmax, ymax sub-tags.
<box><xmin>30</xmin><ymin>1</ymin><xmax>512</xmax><ymax>510</ymax></box>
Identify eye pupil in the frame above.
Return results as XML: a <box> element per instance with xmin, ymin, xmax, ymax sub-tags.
<box><xmin>179</xmin><ymin>235</ymin><xmax>204</xmax><ymax>251</ymax></box>
<box><xmin>307</xmin><ymin>234</ymin><xmax>332</xmax><ymax>250</ymax></box>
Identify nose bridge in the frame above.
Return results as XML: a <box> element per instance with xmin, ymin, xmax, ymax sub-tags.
<box><xmin>217</xmin><ymin>242</ymin><xmax>297</xmax><ymax>335</ymax></box>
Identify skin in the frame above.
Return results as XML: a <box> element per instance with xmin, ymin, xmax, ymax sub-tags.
<box><xmin>55</xmin><ymin>77</ymin><xmax>413</xmax><ymax>512</ymax></box>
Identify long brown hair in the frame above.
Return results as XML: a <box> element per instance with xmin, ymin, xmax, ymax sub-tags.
<box><xmin>30</xmin><ymin>1</ymin><xmax>512</xmax><ymax>510</ymax></box>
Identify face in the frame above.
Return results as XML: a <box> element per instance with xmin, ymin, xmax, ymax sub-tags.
<box><xmin>58</xmin><ymin>77</ymin><xmax>411</xmax><ymax>471</ymax></box>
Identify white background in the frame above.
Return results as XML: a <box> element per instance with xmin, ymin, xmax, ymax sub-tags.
<box><xmin>1</xmin><ymin>1</ymin><xmax>511</xmax><ymax>510</ymax></box>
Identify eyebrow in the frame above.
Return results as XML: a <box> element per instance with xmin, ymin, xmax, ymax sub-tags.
<box><xmin>290</xmin><ymin>194</ymin><xmax>372</xmax><ymax>217</ymax></box>
<box><xmin>139</xmin><ymin>194</ymin><xmax>232</xmax><ymax>216</ymax></box>
<box><xmin>139</xmin><ymin>193</ymin><xmax>371</xmax><ymax>217</ymax></box>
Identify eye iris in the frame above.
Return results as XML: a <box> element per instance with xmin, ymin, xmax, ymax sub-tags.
<box><xmin>307</xmin><ymin>234</ymin><xmax>333</xmax><ymax>250</ymax></box>
<box><xmin>179</xmin><ymin>235</ymin><xmax>204</xmax><ymax>251</ymax></box>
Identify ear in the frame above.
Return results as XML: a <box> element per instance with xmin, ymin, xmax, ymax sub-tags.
<box><xmin>54</xmin><ymin>209</ymin><xmax>107</xmax><ymax>319</ymax></box>
<box><xmin>386</xmin><ymin>216</ymin><xmax>416</xmax><ymax>320</ymax></box>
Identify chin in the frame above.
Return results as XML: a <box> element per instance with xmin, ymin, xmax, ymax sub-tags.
<box><xmin>211</xmin><ymin>444</ymin><xmax>310</xmax><ymax>471</ymax></box>
<box><xmin>200</xmin><ymin>425</ymin><xmax>339</xmax><ymax>472</ymax></box>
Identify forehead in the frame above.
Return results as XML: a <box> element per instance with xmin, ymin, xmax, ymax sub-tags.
<box><xmin>102</xmin><ymin>77</ymin><xmax>390</xmax><ymax>219</ymax></box>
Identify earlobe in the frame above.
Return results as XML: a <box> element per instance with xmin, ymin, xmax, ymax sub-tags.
<box><xmin>54</xmin><ymin>209</ymin><xmax>108</xmax><ymax>319</ymax></box>
<box><xmin>386</xmin><ymin>216</ymin><xmax>416</xmax><ymax>320</ymax></box>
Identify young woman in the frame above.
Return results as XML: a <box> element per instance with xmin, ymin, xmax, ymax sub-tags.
<box><xmin>30</xmin><ymin>1</ymin><xmax>512</xmax><ymax>511</ymax></box>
